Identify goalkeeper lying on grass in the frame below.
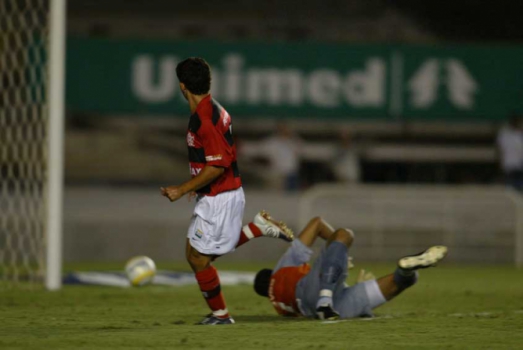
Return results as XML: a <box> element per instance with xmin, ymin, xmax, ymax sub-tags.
<box><xmin>254</xmin><ymin>217</ymin><xmax>448</xmax><ymax>320</ymax></box>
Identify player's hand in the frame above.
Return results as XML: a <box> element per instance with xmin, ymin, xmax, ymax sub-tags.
<box><xmin>160</xmin><ymin>186</ymin><xmax>184</xmax><ymax>202</ymax></box>
<box><xmin>356</xmin><ymin>269</ymin><xmax>376</xmax><ymax>283</ymax></box>
<box><xmin>187</xmin><ymin>191</ymin><xmax>197</xmax><ymax>202</ymax></box>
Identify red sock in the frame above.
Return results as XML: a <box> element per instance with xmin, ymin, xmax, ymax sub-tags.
<box><xmin>236</xmin><ymin>222</ymin><xmax>263</xmax><ymax>248</ymax></box>
<box><xmin>195</xmin><ymin>266</ymin><xmax>229</xmax><ymax>318</ymax></box>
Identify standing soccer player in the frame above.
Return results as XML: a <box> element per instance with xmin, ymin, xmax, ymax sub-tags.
<box><xmin>161</xmin><ymin>57</ymin><xmax>292</xmax><ymax>325</ymax></box>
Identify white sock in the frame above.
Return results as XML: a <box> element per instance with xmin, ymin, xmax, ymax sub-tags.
<box><xmin>317</xmin><ymin>289</ymin><xmax>333</xmax><ymax>308</ymax></box>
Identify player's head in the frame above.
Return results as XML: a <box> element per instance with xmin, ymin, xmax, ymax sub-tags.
<box><xmin>176</xmin><ymin>57</ymin><xmax>212</xmax><ymax>99</ymax></box>
<box><xmin>254</xmin><ymin>268</ymin><xmax>273</xmax><ymax>297</ymax></box>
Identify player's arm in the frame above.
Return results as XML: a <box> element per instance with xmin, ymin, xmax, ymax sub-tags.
<box><xmin>297</xmin><ymin>217</ymin><xmax>336</xmax><ymax>247</ymax></box>
<box><xmin>162</xmin><ymin>118</ymin><xmax>232</xmax><ymax>202</ymax></box>
<box><xmin>161</xmin><ymin>166</ymin><xmax>224</xmax><ymax>202</ymax></box>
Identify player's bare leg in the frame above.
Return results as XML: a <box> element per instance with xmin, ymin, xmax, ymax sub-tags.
<box><xmin>376</xmin><ymin>246</ymin><xmax>448</xmax><ymax>301</ymax></box>
<box><xmin>296</xmin><ymin>216</ymin><xmax>336</xmax><ymax>247</ymax></box>
<box><xmin>235</xmin><ymin>211</ymin><xmax>294</xmax><ymax>248</ymax></box>
<box><xmin>375</xmin><ymin>274</ymin><xmax>401</xmax><ymax>300</ymax></box>
<box><xmin>186</xmin><ymin>239</ymin><xmax>234</xmax><ymax>325</ymax></box>
<box><xmin>316</xmin><ymin>228</ymin><xmax>354</xmax><ymax>320</ymax></box>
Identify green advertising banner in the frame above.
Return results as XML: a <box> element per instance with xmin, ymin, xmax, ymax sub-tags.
<box><xmin>66</xmin><ymin>38</ymin><xmax>523</xmax><ymax>120</ymax></box>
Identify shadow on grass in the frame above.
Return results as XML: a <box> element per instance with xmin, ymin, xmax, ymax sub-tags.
<box><xmin>233</xmin><ymin>315</ymin><xmax>311</xmax><ymax>323</ymax></box>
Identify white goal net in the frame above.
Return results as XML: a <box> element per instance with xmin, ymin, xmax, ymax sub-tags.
<box><xmin>0</xmin><ymin>0</ymin><xmax>65</xmax><ymax>288</ymax></box>
<box><xmin>299</xmin><ymin>184</ymin><xmax>523</xmax><ymax>266</ymax></box>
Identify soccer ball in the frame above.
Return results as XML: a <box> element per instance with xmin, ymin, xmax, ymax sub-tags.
<box><xmin>125</xmin><ymin>256</ymin><xmax>156</xmax><ymax>287</ymax></box>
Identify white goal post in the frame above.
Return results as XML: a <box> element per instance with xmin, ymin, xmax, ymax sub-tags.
<box><xmin>299</xmin><ymin>184</ymin><xmax>523</xmax><ymax>267</ymax></box>
<box><xmin>46</xmin><ymin>0</ymin><xmax>66</xmax><ymax>290</ymax></box>
<box><xmin>0</xmin><ymin>0</ymin><xmax>66</xmax><ymax>289</ymax></box>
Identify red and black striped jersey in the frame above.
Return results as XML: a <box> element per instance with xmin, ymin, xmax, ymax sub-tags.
<box><xmin>186</xmin><ymin>95</ymin><xmax>241</xmax><ymax>196</ymax></box>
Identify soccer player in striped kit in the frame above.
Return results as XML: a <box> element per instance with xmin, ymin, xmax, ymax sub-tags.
<box><xmin>161</xmin><ymin>57</ymin><xmax>293</xmax><ymax>325</ymax></box>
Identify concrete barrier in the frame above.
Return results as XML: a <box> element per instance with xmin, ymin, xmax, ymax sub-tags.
<box><xmin>63</xmin><ymin>186</ymin><xmax>302</xmax><ymax>263</ymax></box>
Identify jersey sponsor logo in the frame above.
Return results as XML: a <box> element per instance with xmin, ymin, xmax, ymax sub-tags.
<box><xmin>205</xmin><ymin>154</ymin><xmax>223</xmax><ymax>162</ymax></box>
<box><xmin>186</xmin><ymin>132</ymin><xmax>195</xmax><ymax>147</ymax></box>
<box><xmin>268</xmin><ymin>278</ymin><xmax>275</xmax><ymax>297</ymax></box>
<box><xmin>190</xmin><ymin>166</ymin><xmax>202</xmax><ymax>176</ymax></box>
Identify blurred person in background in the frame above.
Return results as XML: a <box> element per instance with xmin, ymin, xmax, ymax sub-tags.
<box><xmin>261</xmin><ymin>122</ymin><xmax>302</xmax><ymax>191</ymax></box>
<box><xmin>331</xmin><ymin>129</ymin><xmax>361</xmax><ymax>184</ymax></box>
<box><xmin>497</xmin><ymin>114</ymin><xmax>523</xmax><ymax>191</ymax></box>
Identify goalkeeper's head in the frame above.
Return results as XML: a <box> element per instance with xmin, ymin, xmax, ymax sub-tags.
<box><xmin>254</xmin><ymin>269</ymin><xmax>273</xmax><ymax>297</ymax></box>
<box><xmin>176</xmin><ymin>57</ymin><xmax>211</xmax><ymax>99</ymax></box>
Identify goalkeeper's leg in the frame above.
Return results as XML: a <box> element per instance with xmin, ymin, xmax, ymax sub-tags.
<box><xmin>379</xmin><ymin>245</ymin><xmax>448</xmax><ymax>300</ymax></box>
<box><xmin>316</xmin><ymin>228</ymin><xmax>354</xmax><ymax>320</ymax></box>
<box><xmin>335</xmin><ymin>245</ymin><xmax>448</xmax><ymax>319</ymax></box>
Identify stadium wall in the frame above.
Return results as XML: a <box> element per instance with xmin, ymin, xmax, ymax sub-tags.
<box><xmin>63</xmin><ymin>186</ymin><xmax>521</xmax><ymax>265</ymax></box>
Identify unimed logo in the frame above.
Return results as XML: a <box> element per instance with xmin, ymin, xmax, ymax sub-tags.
<box><xmin>131</xmin><ymin>54</ymin><xmax>386</xmax><ymax>108</ymax></box>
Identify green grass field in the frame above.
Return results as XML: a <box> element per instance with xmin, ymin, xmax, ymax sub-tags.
<box><xmin>2</xmin><ymin>262</ymin><xmax>523</xmax><ymax>349</ymax></box>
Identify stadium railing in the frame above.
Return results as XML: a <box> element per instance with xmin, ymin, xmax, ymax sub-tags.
<box><xmin>298</xmin><ymin>184</ymin><xmax>523</xmax><ymax>266</ymax></box>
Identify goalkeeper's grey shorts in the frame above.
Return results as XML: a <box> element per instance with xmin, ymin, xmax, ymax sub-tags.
<box><xmin>274</xmin><ymin>240</ymin><xmax>385</xmax><ymax>319</ymax></box>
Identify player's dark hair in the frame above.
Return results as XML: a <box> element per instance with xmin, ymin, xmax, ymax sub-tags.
<box><xmin>176</xmin><ymin>57</ymin><xmax>211</xmax><ymax>95</ymax></box>
<box><xmin>254</xmin><ymin>269</ymin><xmax>272</xmax><ymax>297</ymax></box>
